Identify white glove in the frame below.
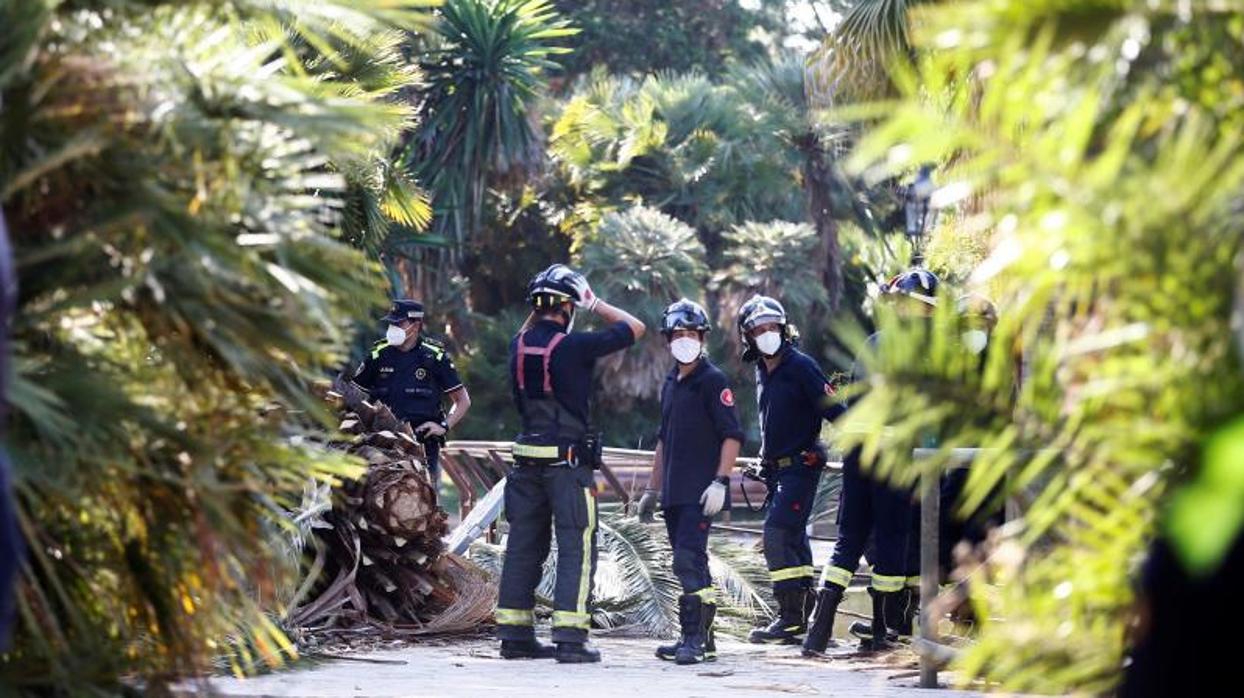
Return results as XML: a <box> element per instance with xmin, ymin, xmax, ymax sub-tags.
<box><xmin>569</xmin><ymin>275</ymin><xmax>599</xmax><ymax>312</ymax></box>
<box><xmin>700</xmin><ymin>479</ymin><xmax>728</xmax><ymax>517</ymax></box>
<box><xmin>637</xmin><ymin>489</ymin><xmax>658</xmax><ymax>522</ymax></box>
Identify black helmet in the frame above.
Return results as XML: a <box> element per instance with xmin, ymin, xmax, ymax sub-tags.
<box><xmin>880</xmin><ymin>268</ymin><xmax>939</xmax><ymax>306</ymax></box>
<box><xmin>661</xmin><ymin>298</ymin><xmax>711</xmax><ymax>338</ymax></box>
<box><xmin>526</xmin><ymin>264</ymin><xmax>583</xmax><ymax>311</ymax></box>
<box><xmin>737</xmin><ymin>295</ymin><xmax>789</xmax><ymax>361</ymax></box>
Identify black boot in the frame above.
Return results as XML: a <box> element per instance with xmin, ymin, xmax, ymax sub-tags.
<box><xmin>749</xmin><ymin>588</ymin><xmax>807</xmax><ymax>644</ymax></box>
<box><xmin>801</xmin><ymin>585</ymin><xmax>844</xmax><ymax>657</ymax></box>
<box><xmin>850</xmin><ymin>587</ymin><xmax>916</xmax><ymax>644</ymax></box>
<box><xmin>655</xmin><ymin>602</ymin><xmax>686</xmax><ymax>661</ymax></box>
<box><xmin>655</xmin><ymin>635</ymin><xmax>683</xmax><ymax>661</ymax></box>
<box><xmin>887</xmin><ymin>586</ymin><xmax>917</xmax><ymax>638</ymax></box>
<box><xmin>675</xmin><ymin>594</ymin><xmax>707</xmax><ymax>665</ymax></box>
<box><xmin>861</xmin><ymin>588</ymin><xmax>899</xmax><ymax>651</ymax></box>
<box><xmin>703</xmin><ymin>602</ymin><xmax>718</xmax><ymax>661</ymax></box>
<box><xmin>555</xmin><ymin>641</ymin><xmax>602</xmax><ymax>663</ymax></box>
<box><xmin>500</xmin><ymin>638</ymin><xmax>556</xmax><ymax>660</ymax></box>
<box><xmin>849</xmin><ymin>620</ymin><xmax>898</xmax><ymax>643</ymax></box>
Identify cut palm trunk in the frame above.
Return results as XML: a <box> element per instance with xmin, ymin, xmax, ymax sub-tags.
<box><xmin>285</xmin><ymin>376</ymin><xmax>493</xmax><ymax>644</ymax></box>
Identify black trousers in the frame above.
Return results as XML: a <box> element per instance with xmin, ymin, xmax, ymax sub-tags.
<box><xmin>763</xmin><ymin>466</ymin><xmax>822</xmax><ymax>593</ymax></box>
<box><xmin>823</xmin><ymin>446</ymin><xmax>919</xmax><ymax>593</ymax></box>
<box><xmin>496</xmin><ymin>463</ymin><xmax>599</xmax><ymax>643</ymax></box>
<box><xmin>664</xmin><ymin>504</ymin><xmax>713</xmax><ymax>598</ymax></box>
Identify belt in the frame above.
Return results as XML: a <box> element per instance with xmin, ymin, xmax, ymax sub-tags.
<box><xmin>762</xmin><ymin>447</ymin><xmax>824</xmax><ymax>469</ymax></box>
<box><xmin>511</xmin><ymin>442</ymin><xmax>573</xmax><ymax>466</ymax></box>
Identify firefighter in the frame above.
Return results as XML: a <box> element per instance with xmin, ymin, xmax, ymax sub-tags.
<box><xmin>353</xmin><ymin>299</ymin><xmax>471</xmax><ymax>490</ymax></box>
<box><xmin>496</xmin><ymin>264</ymin><xmax>645</xmax><ymax>663</ymax></box>
<box><xmin>940</xmin><ymin>293</ymin><xmax>1003</xmax><ymax>571</ymax></box>
<box><xmin>637</xmin><ymin>299</ymin><xmax>744</xmax><ymax>664</ymax></box>
<box><xmin>738</xmin><ymin>295</ymin><xmax>843</xmax><ymax>644</ymax></box>
<box><xmin>803</xmin><ymin>268</ymin><xmax>938</xmax><ymax>656</ymax></box>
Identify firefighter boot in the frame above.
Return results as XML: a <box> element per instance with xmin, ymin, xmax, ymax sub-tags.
<box><xmin>555</xmin><ymin>641</ymin><xmax>602</xmax><ymax>664</ymax></box>
<box><xmin>887</xmin><ymin>586</ymin><xmax>917</xmax><ymax>639</ymax></box>
<box><xmin>748</xmin><ymin>588</ymin><xmax>807</xmax><ymax>644</ymax></box>
<box><xmin>801</xmin><ymin>584</ymin><xmax>844</xmax><ymax>657</ymax></box>
<box><xmin>703</xmin><ymin>602</ymin><xmax>718</xmax><ymax>661</ymax></box>
<box><xmin>675</xmin><ymin>594</ymin><xmax>707</xmax><ymax>665</ymax></box>
<box><xmin>863</xmin><ymin>589</ymin><xmax>900</xmax><ymax>651</ymax></box>
<box><xmin>500</xmin><ymin>638</ymin><xmax>556</xmax><ymax>660</ymax></box>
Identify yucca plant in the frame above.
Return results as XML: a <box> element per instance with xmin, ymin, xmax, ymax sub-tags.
<box><xmin>833</xmin><ymin>1</ymin><xmax>1244</xmax><ymax>693</ymax></box>
<box><xmin>408</xmin><ymin>0</ymin><xmax>575</xmax><ymax>263</ymax></box>
<box><xmin>0</xmin><ymin>0</ymin><xmax>434</xmax><ymax>690</ymax></box>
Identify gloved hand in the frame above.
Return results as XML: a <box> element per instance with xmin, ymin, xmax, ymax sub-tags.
<box><xmin>568</xmin><ymin>274</ymin><xmax>599</xmax><ymax>312</ymax></box>
<box><xmin>415</xmin><ymin>421</ymin><xmax>447</xmax><ymax>439</ymax></box>
<box><xmin>637</xmin><ymin>489</ymin><xmax>658</xmax><ymax>522</ymax></box>
<box><xmin>700</xmin><ymin>478</ymin><xmax>728</xmax><ymax>517</ymax></box>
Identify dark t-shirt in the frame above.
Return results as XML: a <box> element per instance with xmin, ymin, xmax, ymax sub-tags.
<box><xmin>508</xmin><ymin>318</ymin><xmax>635</xmax><ymax>445</ymax></box>
<box><xmin>756</xmin><ymin>346</ymin><xmax>841</xmax><ymax>459</ymax></box>
<box><xmin>354</xmin><ymin>338</ymin><xmax>463</xmax><ymax>423</ymax></box>
<box><xmin>659</xmin><ymin>359</ymin><xmax>745</xmax><ymax>507</ymax></box>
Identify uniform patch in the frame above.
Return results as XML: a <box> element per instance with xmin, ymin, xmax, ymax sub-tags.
<box><xmin>719</xmin><ymin>388</ymin><xmax>735</xmax><ymax>407</ymax></box>
<box><xmin>415</xmin><ymin>367</ymin><xmax>428</xmax><ymax>380</ymax></box>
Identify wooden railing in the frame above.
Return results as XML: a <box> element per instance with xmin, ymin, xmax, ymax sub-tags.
<box><xmin>438</xmin><ymin>440</ymin><xmax>776</xmax><ymax>521</ymax></box>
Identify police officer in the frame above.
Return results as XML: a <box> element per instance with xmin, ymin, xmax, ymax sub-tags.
<box><xmin>496</xmin><ymin>264</ymin><xmax>645</xmax><ymax>663</ymax></box>
<box><xmin>637</xmin><ymin>299</ymin><xmax>743</xmax><ymax>665</ymax></box>
<box><xmin>803</xmin><ymin>268</ymin><xmax>938</xmax><ymax>656</ymax></box>
<box><xmin>738</xmin><ymin>295</ymin><xmax>842</xmax><ymax>644</ymax></box>
<box><xmin>353</xmin><ymin>299</ymin><xmax>472</xmax><ymax>488</ymax></box>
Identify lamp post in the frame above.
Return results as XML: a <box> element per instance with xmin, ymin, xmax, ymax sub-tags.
<box><xmin>904</xmin><ymin>165</ymin><xmax>937</xmax><ymax>266</ymax></box>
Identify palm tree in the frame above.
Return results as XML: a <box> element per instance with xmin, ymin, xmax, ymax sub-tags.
<box><xmin>0</xmin><ymin>0</ymin><xmax>432</xmax><ymax>689</ymax></box>
<box><xmin>548</xmin><ymin>70</ymin><xmax>804</xmax><ymax>260</ymax></box>
<box><xmin>837</xmin><ymin>1</ymin><xmax>1244</xmax><ymax>693</ymax></box>
<box><xmin>576</xmin><ymin>205</ymin><xmax>708</xmax><ymax>410</ymax></box>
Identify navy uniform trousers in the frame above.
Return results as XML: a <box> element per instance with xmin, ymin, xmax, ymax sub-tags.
<box><xmin>496</xmin><ymin>462</ymin><xmax>599</xmax><ymax>643</ymax></box>
<box><xmin>665</xmin><ymin>505</ymin><xmax>714</xmax><ymax>600</ymax></box>
<box><xmin>764</xmin><ymin>466</ymin><xmax>823</xmax><ymax>593</ymax></box>
<box><xmin>822</xmin><ymin>446</ymin><xmax>919</xmax><ymax>594</ymax></box>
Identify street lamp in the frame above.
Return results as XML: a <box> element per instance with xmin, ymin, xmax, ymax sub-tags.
<box><xmin>904</xmin><ymin>164</ymin><xmax>937</xmax><ymax>265</ymax></box>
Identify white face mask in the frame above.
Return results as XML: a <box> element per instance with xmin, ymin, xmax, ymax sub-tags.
<box><xmin>670</xmin><ymin>337</ymin><xmax>702</xmax><ymax>364</ymax></box>
<box><xmin>962</xmin><ymin>329</ymin><xmax>989</xmax><ymax>354</ymax></box>
<box><xmin>754</xmin><ymin>331</ymin><xmax>782</xmax><ymax>356</ymax></box>
<box><xmin>386</xmin><ymin>324</ymin><xmax>408</xmax><ymax>347</ymax></box>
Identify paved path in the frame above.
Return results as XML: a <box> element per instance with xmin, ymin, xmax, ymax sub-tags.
<box><xmin>186</xmin><ymin>636</ymin><xmax>989</xmax><ymax>698</ymax></box>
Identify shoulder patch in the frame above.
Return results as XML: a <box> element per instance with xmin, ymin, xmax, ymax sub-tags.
<box><xmin>720</xmin><ymin>388</ymin><xmax>735</xmax><ymax>407</ymax></box>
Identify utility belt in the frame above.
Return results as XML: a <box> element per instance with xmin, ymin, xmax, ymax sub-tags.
<box><xmin>740</xmin><ymin>442</ymin><xmax>826</xmax><ymax>513</ymax></box>
<box><xmin>754</xmin><ymin>442</ymin><xmax>828</xmax><ymax>478</ymax></box>
<box><xmin>511</xmin><ymin>432</ymin><xmax>603</xmax><ymax>470</ymax></box>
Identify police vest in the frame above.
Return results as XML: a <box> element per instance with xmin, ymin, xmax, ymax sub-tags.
<box><xmin>513</xmin><ymin>330</ymin><xmax>588</xmax><ymax>445</ymax></box>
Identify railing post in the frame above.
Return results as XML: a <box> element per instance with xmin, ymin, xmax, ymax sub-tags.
<box><xmin>919</xmin><ymin>459</ymin><xmax>940</xmax><ymax>689</ymax></box>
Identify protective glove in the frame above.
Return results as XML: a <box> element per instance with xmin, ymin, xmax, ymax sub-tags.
<box><xmin>637</xmin><ymin>489</ymin><xmax>658</xmax><ymax>522</ymax></box>
<box><xmin>700</xmin><ymin>478</ymin><xmax>728</xmax><ymax>517</ymax></box>
<box><xmin>415</xmin><ymin>421</ymin><xmax>447</xmax><ymax>438</ymax></box>
<box><xmin>568</xmin><ymin>274</ymin><xmax>599</xmax><ymax>312</ymax></box>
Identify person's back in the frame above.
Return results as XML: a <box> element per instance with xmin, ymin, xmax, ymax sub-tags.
<box><xmin>496</xmin><ymin>264</ymin><xmax>645</xmax><ymax>665</ymax></box>
<box><xmin>509</xmin><ymin>316</ymin><xmax>633</xmax><ymax>449</ymax></box>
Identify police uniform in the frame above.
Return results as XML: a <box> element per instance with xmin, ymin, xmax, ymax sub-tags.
<box><xmin>656</xmin><ymin>358</ymin><xmax>743</xmax><ymax>660</ymax></box>
<box><xmin>495</xmin><ymin>316</ymin><xmax>635</xmax><ymax>649</ymax></box>
<box><xmin>354</xmin><ymin>327</ymin><xmax>462</xmax><ymax>484</ymax></box>
<box><xmin>749</xmin><ymin>345</ymin><xmax>841</xmax><ymax>643</ymax></box>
